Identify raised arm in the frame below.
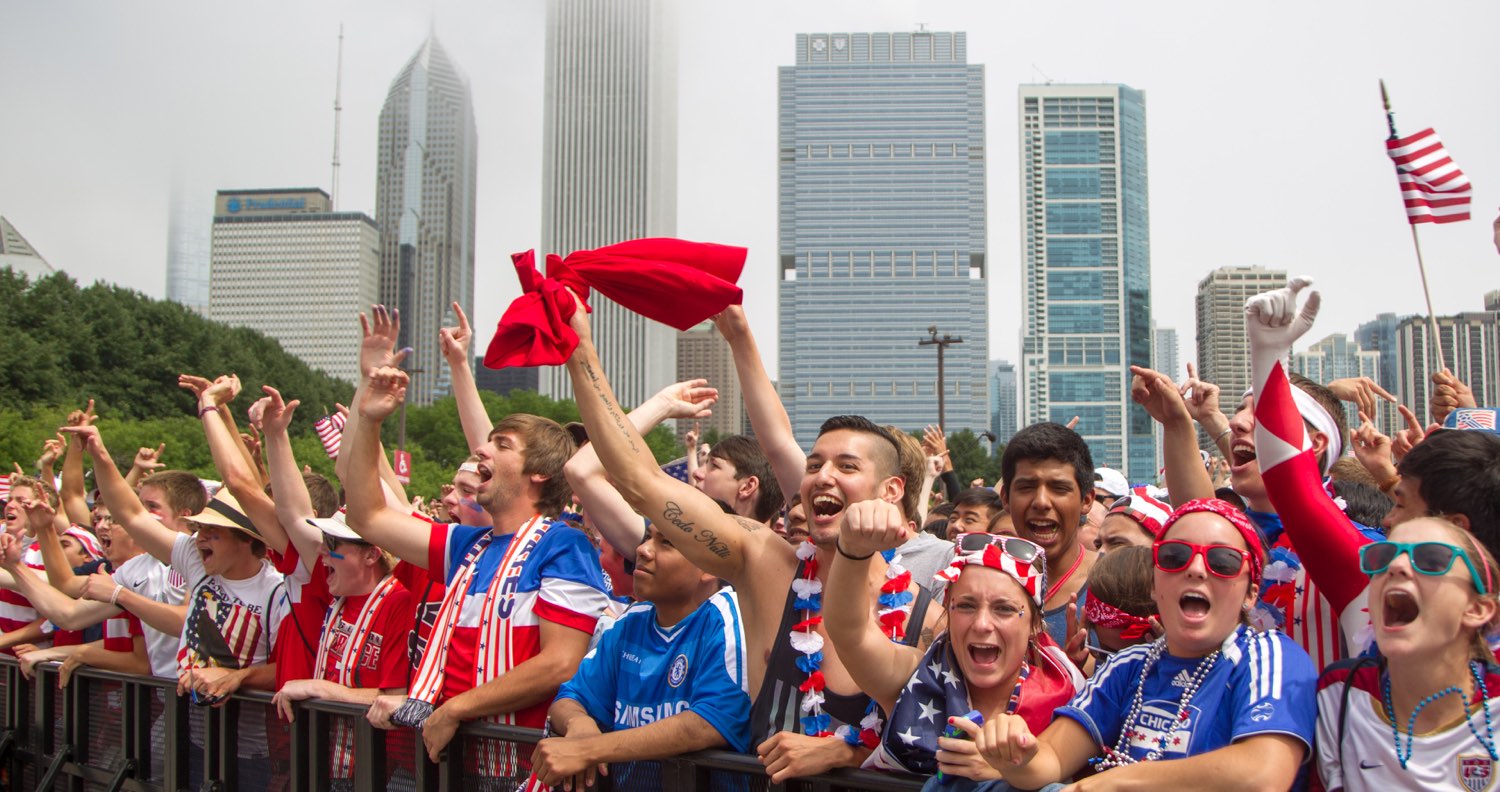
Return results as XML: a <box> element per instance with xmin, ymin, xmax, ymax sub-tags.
<box><xmin>26</xmin><ymin>501</ymin><xmax>87</xmax><ymax>598</ymax></box>
<box><xmin>0</xmin><ymin>534</ymin><xmax>117</xmax><ymax>631</ymax></box>
<box><xmin>1131</xmin><ymin>365</ymin><xmax>1214</xmax><ymax>506</ymax></box>
<box><xmin>563</xmin><ymin>379</ymin><xmax>717</xmax><ymax>558</ymax></box>
<box><xmin>1180</xmin><ymin>363</ymin><xmax>1233</xmax><ymax>460</ymax></box>
<box><xmin>1246</xmin><ymin>279</ymin><xmax>1372</xmax><ymax>633</ymax></box>
<box><xmin>439</xmin><ymin>302</ymin><xmax>494</xmax><ymax>453</ymax></box>
<box><xmin>571</xmin><ymin>300</ymin><xmax>768</xmax><ymax>583</ymax></box>
<box><xmin>342</xmin><ymin>367</ymin><xmax>430</xmax><ymax>565</ymax></box>
<box><xmin>184</xmin><ymin>374</ymin><xmax>289</xmax><ymax>555</ymax></box>
<box><xmin>713</xmin><ymin>306</ymin><xmax>806</xmax><ymax>501</ymax></box>
<box><xmin>258</xmin><ymin>386</ymin><xmax>325</xmax><ymax>572</ymax></box>
<box><xmin>824</xmin><ymin>500</ymin><xmax>920</xmax><ymax>713</ymax></box>
<box><xmin>59</xmin><ymin>404</ymin><xmax>95</xmax><ymax>526</ymax></box>
<box><xmin>339</xmin><ymin>306</ymin><xmax>410</xmax><ymax>506</ymax></box>
<box><xmin>123</xmin><ymin>443</ymin><xmax>166</xmax><ymax>490</ymax></box>
<box><xmin>60</xmin><ymin>425</ymin><xmax>177</xmax><ymax>564</ymax></box>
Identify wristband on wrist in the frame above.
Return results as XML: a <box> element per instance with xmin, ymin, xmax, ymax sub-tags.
<box><xmin>835</xmin><ymin>538</ymin><xmax>874</xmax><ymax>562</ymax></box>
<box><xmin>198</xmin><ymin>405</ymin><xmax>218</xmax><ymax>418</ymax></box>
<box><xmin>1213</xmin><ymin>427</ymin><xmax>1231</xmax><ymax>444</ymax></box>
<box><xmin>109</xmin><ymin>584</ymin><xmax>123</xmax><ymax>606</ymax></box>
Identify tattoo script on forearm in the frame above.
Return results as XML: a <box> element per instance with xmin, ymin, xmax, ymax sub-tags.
<box><xmin>662</xmin><ymin>501</ymin><xmax>730</xmax><ymax>559</ymax></box>
<box><xmin>578</xmin><ymin>359</ymin><xmax>640</xmax><ymax>455</ymax></box>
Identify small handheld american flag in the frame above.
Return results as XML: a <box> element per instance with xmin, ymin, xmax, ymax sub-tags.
<box><xmin>313</xmin><ymin>413</ymin><xmax>346</xmax><ymax>459</ymax></box>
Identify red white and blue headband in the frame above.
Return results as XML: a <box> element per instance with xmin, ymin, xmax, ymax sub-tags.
<box><xmin>935</xmin><ymin>534</ymin><xmax>1048</xmax><ymax>608</ymax></box>
<box><xmin>1245</xmin><ymin>386</ymin><xmax>1342</xmax><ymax>475</ymax></box>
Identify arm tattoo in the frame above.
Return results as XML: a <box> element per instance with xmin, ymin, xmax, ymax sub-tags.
<box><xmin>662</xmin><ymin>501</ymin><xmax>730</xmax><ymax>559</ymax></box>
<box><xmin>578</xmin><ymin>359</ymin><xmax>640</xmax><ymax>454</ymax></box>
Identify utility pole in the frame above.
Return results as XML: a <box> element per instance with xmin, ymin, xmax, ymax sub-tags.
<box><xmin>918</xmin><ymin>326</ymin><xmax>964</xmax><ymax>430</ymax></box>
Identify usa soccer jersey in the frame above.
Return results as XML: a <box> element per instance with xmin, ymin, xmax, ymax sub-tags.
<box><xmin>1059</xmin><ymin>626</ymin><xmax>1317</xmax><ymax>763</ymax></box>
<box><xmin>424</xmin><ymin>521</ymin><xmax>610</xmax><ymax>726</ymax></box>
<box><xmin>1317</xmin><ymin>661</ymin><xmax>1500</xmax><ymax>792</ymax></box>
<box><xmin>557</xmin><ymin>589</ymin><xmax>750</xmax><ymax>760</ymax></box>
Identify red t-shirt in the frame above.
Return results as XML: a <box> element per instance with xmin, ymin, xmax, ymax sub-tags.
<box><xmin>270</xmin><ymin>545</ymin><xmax>332</xmax><ymax>687</ymax></box>
<box><xmin>317</xmin><ymin>584</ymin><xmax>416</xmax><ymax>690</ymax></box>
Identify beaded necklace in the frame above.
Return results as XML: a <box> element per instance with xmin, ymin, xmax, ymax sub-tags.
<box><xmin>1382</xmin><ymin>660</ymin><xmax>1498</xmax><ymax>769</ymax></box>
<box><xmin>791</xmin><ymin>540</ymin><xmax>912</xmax><ymax>746</ymax></box>
<box><xmin>1091</xmin><ymin>637</ymin><xmax>1220</xmax><ymax>770</ymax></box>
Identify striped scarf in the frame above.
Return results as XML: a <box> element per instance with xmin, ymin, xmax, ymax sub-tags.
<box><xmin>391</xmin><ymin>516</ymin><xmax>549</xmax><ymax>731</ymax></box>
<box><xmin>317</xmin><ymin>573</ymin><xmax>399</xmax><ymax>779</ymax></box>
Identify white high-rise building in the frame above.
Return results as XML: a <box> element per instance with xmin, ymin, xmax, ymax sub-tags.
<box><xmin>1195</xmin><ymin>266</ymin><xmax>1287</xmax><ymax>417</ymax></box>
<box><xmin>376</xmin><ymin>35</ymin><xmax>478</xmax><ymax>405</ymax></box>
<box><xmin>210</xmin><ymin>189</ymin><xmax>380</xmax><ymax>384</ymax></box>
<box><xmin>1020</xmin><ymin>84</ymin><xmax>1154</xmax><ymax>479</ymax></box>
<box><xmin>537</xmin><ymin>0</ymin><xmax>678</xmax><ymax>408</ymax></box>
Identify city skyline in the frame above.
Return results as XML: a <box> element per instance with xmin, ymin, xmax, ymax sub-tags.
<box><xmin>3</xmin><ymin>2</ymin><xmax>1498</xmax><ymax>386</ymax></box>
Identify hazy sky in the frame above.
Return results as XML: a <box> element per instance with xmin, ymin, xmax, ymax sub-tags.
<box><xmin>4</xmin><ymin>0</ymin><xmax>1497</xmax><ymax>376</ymax></box>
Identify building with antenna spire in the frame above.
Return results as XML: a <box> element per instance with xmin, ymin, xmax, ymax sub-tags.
<box><xmin>375</xmin><ymin>34</ymin><xmax>478</xmax><ymax>405</ymax></box>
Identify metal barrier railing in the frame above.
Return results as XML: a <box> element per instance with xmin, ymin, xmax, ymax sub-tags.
<box><xmin>0</xmin><ymin>656</ymin><xmax>925</xmax><ymax>792</ymax></box>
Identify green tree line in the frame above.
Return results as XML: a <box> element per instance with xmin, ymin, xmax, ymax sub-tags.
<box><xmin>0</xmin><ymin>270</ymin><xmax>682</xmax><ymax>498</ymax></box>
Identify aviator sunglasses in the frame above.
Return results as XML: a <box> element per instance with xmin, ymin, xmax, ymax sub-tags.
<box><xmin>1153</xmin><ymin>539</ymin><xmax>1251</xmax><ymax>579</ymax></box>
<box><xmin>1358</xmin><ymin>541</ymin><xmax>1490</xmax><ymax>595</ymax></box>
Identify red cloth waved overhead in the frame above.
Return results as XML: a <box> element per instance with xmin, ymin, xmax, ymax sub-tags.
<box><xmin>483</xmin><ymin>237</ymin><xmax>746</xmax><ymax>369</ymax></box>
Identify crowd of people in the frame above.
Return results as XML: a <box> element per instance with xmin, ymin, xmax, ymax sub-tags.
<box><xmin>2</xmin><ymin>273</ymin><xmax>1499</xmax><ymax>792</ymax></box>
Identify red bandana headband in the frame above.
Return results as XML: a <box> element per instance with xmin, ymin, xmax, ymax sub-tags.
<box><xmin>1107</xmin><ymin>487</ymin><xmax>1173</xmax><ymax>537</ymax></box>
<box><xmin>1160</xmin><ymin>498</ymin><xmax>1266</xmax><ymax>585</ymax></box>
<box><xmin>1081</xmin><ymin>592</ymin><xmax>1154</xmax><ymax>639</ymax></box>
<box><xmin>934</xmin><ymin>536</ymin><xmax>1048</xmax><ymax>608</ymax></box>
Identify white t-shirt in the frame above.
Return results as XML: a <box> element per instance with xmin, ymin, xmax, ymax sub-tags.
<box><xmin>111</xmin><ymin>553</ymin><xmax>186</xmax><ymax>678</ymax></box>
<box><xmin>1317</xmin><ymin>661</ymin><xmax>1500</xmax><ymax>792</ymax></box>
<box><xmin>171</xmin><ymin>533</ymin><xmax>289</xmax><ymax>758</ymax></box>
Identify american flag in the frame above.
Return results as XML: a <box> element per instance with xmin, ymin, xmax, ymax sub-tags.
<box><xmin>1387</xmin><ymin>127</ymin><xmax>1472</xmax><ymax>224</ymax></box>
<box><xmin>660</xmin><ymin>456</ymin><xmax>691</xmax><ymax>483</ymax></box>
<box><xmin>1453</xmin><ymin>408</ymin><xmax>1499</xmax><ymax>432</ymax></box>
<box><xmin>313</xmin><ymin>413</ymin><xmax>346</xmax><ymax>459</ymax></box>
<box><xmin>0</xmin><ymin>474</ymin><xmax>9</xmax><ymax>501</ymax></box>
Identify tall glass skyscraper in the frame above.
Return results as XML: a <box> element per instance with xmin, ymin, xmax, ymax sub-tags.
<box><xmin>1019</xmin><ymin>84</ymin><xmax>1154</xmax><ymax>480</ymax></box>
<box><xmin>778</xmin><ymin>31</ymin><xmax>988</xmax><ymax>446</ymax></box>
<box><xmin>536</xmin><ymin>0</ymin><xmax>678</xmax><ymax>409</ymax></box>
<box><xmin>376</xmin><ymin>35</ymin><xmax>478</xmax><ymax>405</ymax></box>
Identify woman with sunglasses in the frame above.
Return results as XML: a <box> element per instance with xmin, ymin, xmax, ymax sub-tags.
<box><xmin>969</xmin><ymin>499</ymin><xmax>1318</xmax><ymax>791</ymax></box>
<box><xmin>1315</xmin><ymin>517</ymin><xmax>1500</xmax><ymax>791</ymax></box>
<box><xmin>825</xmin><ymin>500</ymin><xmax>1082</xmax><ymax>786</ymax></box>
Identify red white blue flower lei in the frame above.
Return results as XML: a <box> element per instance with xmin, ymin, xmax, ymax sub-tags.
<box><xmin>791</xmin><ymin>540</ymin><xmax>914</xmax><ymax>745</ymax></box>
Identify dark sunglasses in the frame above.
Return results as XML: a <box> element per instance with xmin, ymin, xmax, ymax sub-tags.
<box><xmin>323</xmin><ymin>534</ymin><xmax>370</xmax><ymax>558</ymax></box>
<box><xmin>956</xmin><ymin>533</ymin><xmax>1046</xmax><ymax>572</ymax></box>
<box><xmin>1153</xmin><ymin>539</ymin><xmax>1250</xmax><ymax>579</ymax></box>
<box><xmin>1359</xmin><ymin>541</ymin><xmax>1489</xmax><ymax>595</ymax></box>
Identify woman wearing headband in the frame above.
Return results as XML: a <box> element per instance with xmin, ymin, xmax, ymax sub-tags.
<box><xmin>970</xmin><ymin>499</ymin><xmax>1318</xmax><ymax>790</ymax></box>
<box><xmin>1316</xmin><ymin>516</ymin><xmax>1500</xmax><ymax>791</ymax></box>
<box><xmin>825</xmin><ymin>499</ymin><xmax>1082</xmax><ymax>785</ymax></box>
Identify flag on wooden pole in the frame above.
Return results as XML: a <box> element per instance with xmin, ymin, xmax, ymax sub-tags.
<box><xmin>1386</xmin><ymin>127</ymin><xmax>1473</xmax><ymax>224</ymax></box>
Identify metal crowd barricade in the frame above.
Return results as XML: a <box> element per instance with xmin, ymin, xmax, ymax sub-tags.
<box><xmin>0</xmin><ymin>656</ymin><xmax>925</xmax><ymax>792</ymax></box>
